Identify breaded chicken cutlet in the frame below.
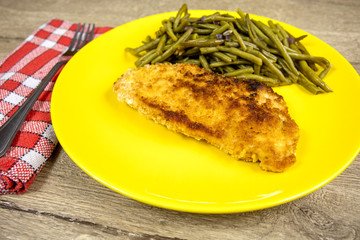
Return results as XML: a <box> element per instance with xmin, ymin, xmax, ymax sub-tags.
<box><xmin>113</xmin><ymin>63</ymin><xmax>299</xmax><ymax>172</ymax></box>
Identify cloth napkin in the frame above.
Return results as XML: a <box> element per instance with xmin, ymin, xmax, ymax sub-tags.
<box><xmin>0</xmin><ymin>19</ymin><xmax>112</xmax><ymax>194</ymax></box>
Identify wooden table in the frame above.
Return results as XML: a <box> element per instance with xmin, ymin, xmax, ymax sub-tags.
<box><xmin>1</xmin><ymin>0</ymin><xmax>359</xmax><ymax>239</ymax></box>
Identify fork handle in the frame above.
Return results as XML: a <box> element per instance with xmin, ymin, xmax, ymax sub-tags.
<box><xmin>0</xmin><ymin>60</ymin><xmax>68</xmax><ymax>157</ymax></box>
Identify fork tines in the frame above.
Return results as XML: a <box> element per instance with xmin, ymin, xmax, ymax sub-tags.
<box><xmin>66</xmin><ymin>23</ymin><xmax>95</xmax><ymax>54</ymax></box>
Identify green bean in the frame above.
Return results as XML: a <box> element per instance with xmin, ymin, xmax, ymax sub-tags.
<box><xmin>151</xmin><ymin>27</ymin><xmax>193</xmax><ymax>64</ymax></box>
<box><xmin>246</xmin><ymin>16</ymin><xmax>271</xmax><ymax>52</ymax></box>
<box><xmin>125</xmin><ymin>47</ymin><xmax>138</xmax><ymax>56</ymax></box>
<box><xmin>275</xmin><ymin>31</ymin><xmax>285</xmax><ymax>42</ymax></box>
<box><xmin>199</xmin><ymin>47</ymin><xmax>218</xmax><ymax>54</ymax></box>
<box><xmin>250</xmin><ymin>50</ymin><xmax>287</xmax><ymax>82</ymax></box>
<box><xmin>292</xmin><ymin>38</ymin><xmax>318</xmax><ymax>71</ymax></box>
<box><xmin>194</xmin><ymin>23</ymin><xmax>220</xmax><ymax>30</ymax></box>
<box><xmin>204</xmin><ymin>14</ymin><xmax>236</xmax><ymax>23</ymax></box>
<box><xmin>174</xmin><ymin>48</ymin><xmax>185</xmax><ymax>57</ymax></box>
<box><xmin>288</xmin><ymin>52</ymin><xmax>330</xmax><ymax>68</ymax></box>
<box><xmin>273</xmin><ymin>62</ymin><xmax>282</xmax><ymax>69</ymax></box>
<box><xmin>193</xmin><ymin>28</ymin><xmax>213</xmax><ymax>34</ymax></box>
<box><xmin>237</xmin><ymin>8</ymin><xmax>246</xmax><ymax>19</ymax></box>
<box><xmin>234</xmin><ymin>18</ymin><xmax>247</xmax><ymax>33</ymax></box>
<box><xmin>176</xmin><ymin>58</ymin><xmax>201</xmax><ymax>65</ymax></box>
<box><xmin>319</xmin><ymin>67</ymin><xmax>331</xmax><ymax>79</ymax></box>
<box><xmin>188</xmin><ymin>17</ymin><xmax>201</xmax><ymax>23</ymax></box>
<box><xmin>275</xmin><ymin>23</ymin><xmax>289</xmax><ymax>47</ymax></box>
<box><xmin>187</xmin><ymin>59</ymin><xmax>201</xmax><ymax>65</ymax></box>
<box><xmin>224</xmin><ymin>41</ymin><xmax>240</xmax><ymax>48</ymax></box>
<box><xmin>165</xmin><ymin>20</ymin><xmax>178</xmax><ymax>41</ymax></box>
<box><xmin>155</xmin><ymin>26</ymin><xmax>166</xmax><ymax>38</ymax></box>
<box><xmin>211</xmin><ymin>51</ymin><xmax>233</xmax><ymax>63</ymax></box>
<box><xmin>224</xmin><ymin>67</ymin><xmax>254</xmax><ymax>77</ymax></box>
<box><xmin>217</xmin><ymin>46</ymin><xmax>262</xmax><ymax>65</ymax></box>
<box><xmin>261</xmin><ymin>49</ymin><xmax>278</xmax><ymax>62</ymax></box>
<box><xmin>268</xmin><ymin>20</ymin><xmax>277</xmax><ymax>30</ymax></box>
<box><xmin>284</xmin><ymin>46</ymin><xmax>298</xmax><ymax>54</ymax></box>
<box><xmin>236</xmin><ymin>74</ymin><xmax>281</xmax><ymax>87</ymax></box>
<box><xmin>254</xmin><ymin>20</ymin><xmax>299</xmax><ymax>76</ymax></box>
<box><xmin>209</xmin><ymin>60</ymin><xmax>251</xmax><ymax>68</ymax></box>
<box><xmin>189</xmin><ymin>33</ymin><xmax>199</xmax><ymax>40</ymax></box>
<box><xmin>199</xmin><ymin>54</ymin><xmax>211</xmax><ymax>70</ymax></box>
<box><xmin>251</xmin><ymin>20</ymin><xmax>273</xmax><ymax>47</ymax></box>
<box><xmin>142</xmin><ymin>35</ymin><xmax>153</xmax><ymax>44</ymax></box>
<box><xmin>238</xmin><ymin>18</ymin><xmax>249</xmax><ymax>33</ymax></box>
<box><xmin>278</xmin><ymin>58</ymin><xmax>298</xmax><ymax>82</ymax></box>
<box><xmin>173</xmin><ymin>4</ymin><xmax>188</xmax><ymax>30</ymax></box>
<box><xmin>182</xmin><ymin>47</ymin><xmax>200</xmax><ymax>56</ymax></box>
<box><xmin>251</xmin><ymin>45</ymin><xmax>296</xmax><ymax>56</ymax></box>
<box><xmin>136</xmin><ymin>49</ymin><xmax>158</xmax><ymax>67</ymax></box>
<box><xmin>210</xmin><ymin>22</ymin><xmax>230</xmax><ymax>36</ymax></box>
<box><xmin>254</xmin><ymin>64</ymin><xmax>261</xmax><ymax>75</ymax></box>
<box><xmin>243</xmin><ymin>41</ymin><xmax>260</xmax><ymax>50</ymax></box>
<box><xmin>174</xmin><ymin>14</ymin><xmax>190</xmax><ymax>32</ymax></box>
<box><xmin>261</xmin><ymin>70</ymin><xmax>293</xmax><ymax>86</ymax></box>
<box><xmin>224</xmin><ymin>52</ymin><xmax>238</xmax><ymax>61</ymax></box>
<box><xmin>290</xmin><ymin>43</ymin><xmax>331</xmax><ymax>90</ymax></box>
<box><xmin>126</xmin><ymin>37</ymin><xmax>161</xmax><ymax>55</ymax></box>
<box><xmin>223</xmin><ymin>66</ymin><xmax>236</xmax><ymax>73</ymax></box>
<box><xmin>229</xmin><ymin>22</ymin><xmax>247</xmax><ymax>51</ymax></box>
<box><xmin>297</xmin><ymin>74</ymin><xmax>324</xmax><ymax>94</ymax></box>
<box><xmin>188</xmin><ymin>12</ymin><xmax>234</xmax><ymax>23</ymax></box>
<box><xmin>127</xmin><ymin>4</ymin><xmax>332</xmax><ymax>94</ymax></box>
<box><xmin>298</xmin><ymin>60</ymin><xmax>332</xmax><ymax>92</ymax></box>
<box><xmin>156</xmin><ymin>34</ymin><xmax>167</xmax><ymax>55</ymax></box>
<box><xmin>135</xmin><ymin>49</ymin><xmax>155</xmax><ymax>66</ymax></box>
<box><xmin>209</xmin><ymin>55</ymin><xmax>221</xmax><ymax>63</ymax></box>
<box><xmin>166</xmin><ymin>37</ymin><xmax>174</xmax><ymax>45</ymax></box>
<box><xmin>181</xmin><ymin>39</ymin><xmax>224</xmax><ymax>47</ymax></box>
<box><xmin>261</xmin><ymin>67</ymin><xmax>278</xmax><ymax>79</ymax></box>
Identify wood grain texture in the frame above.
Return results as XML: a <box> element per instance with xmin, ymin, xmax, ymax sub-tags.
<box><xmin>1</xmin><ymin>0</ymin><xmax>359</xmax><ymax>239</ymax></box>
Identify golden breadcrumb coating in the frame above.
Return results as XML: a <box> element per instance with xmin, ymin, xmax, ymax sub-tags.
<box><xmin>113</xmin><ymin>63</ymin><xmax>299</xmax><ymax>172</ymax></box>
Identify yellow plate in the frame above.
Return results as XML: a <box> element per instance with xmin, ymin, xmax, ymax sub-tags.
<box><xmin>51</xmin><ymin>10</ymin><xmax>360</xmax><ymax>213</ymax></box>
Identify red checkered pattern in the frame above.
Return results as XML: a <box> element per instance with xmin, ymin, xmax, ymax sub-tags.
<box><xmin>0</xmin><ymin>19</ymin><xmax>112</xmax><ymax>194</ymax></box>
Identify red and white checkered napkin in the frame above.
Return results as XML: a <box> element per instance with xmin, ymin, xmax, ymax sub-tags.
<box><xmin>0</xmin><ymin>19</ymin><xmax>112</xmax><ymax>194</ymax></box>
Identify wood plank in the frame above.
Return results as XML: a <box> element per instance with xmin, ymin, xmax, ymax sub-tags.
<box><xmin>0</xmin><ymin>0</ymin><xmax>359</xmax><ymax>239</ymax></box>
<box><xmin>1</xmin><ymin>148</ymin><xmax>359</xmax><ymax>239</ymax></box>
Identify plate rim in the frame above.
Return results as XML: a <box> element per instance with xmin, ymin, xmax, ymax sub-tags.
<box><xmin>51</xmin><ymin>10</ymin><xmax>360</xmax><ymax>213</ymax></box>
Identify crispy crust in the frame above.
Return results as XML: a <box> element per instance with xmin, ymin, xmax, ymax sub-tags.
<box><xmin>113</xmin><ymin>63</ymin><xmax>299</xmax><ymax>172</ymax></box>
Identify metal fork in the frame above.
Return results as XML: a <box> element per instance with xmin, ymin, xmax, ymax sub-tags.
<box><xmin>0</xmin><ymin>23</ymin><xmax>95</xmax><ymax>157</ymax></box>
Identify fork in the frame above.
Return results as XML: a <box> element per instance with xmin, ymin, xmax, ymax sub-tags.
<box><xmin>0</xmin><ymin>23</ymin><xmax>95</xmax><ymax>157</ymax></box>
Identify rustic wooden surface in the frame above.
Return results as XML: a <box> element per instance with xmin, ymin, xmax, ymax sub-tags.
<box><xmin>1</xmin><ymin>0</ymin><xmax>360</xmax><ymax>239</ymax></box>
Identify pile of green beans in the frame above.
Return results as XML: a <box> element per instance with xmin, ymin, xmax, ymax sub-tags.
<box><xmin>126</xmin><ymin>4</ymin><xmax>332</xmax><ymax>94</ymax></box>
